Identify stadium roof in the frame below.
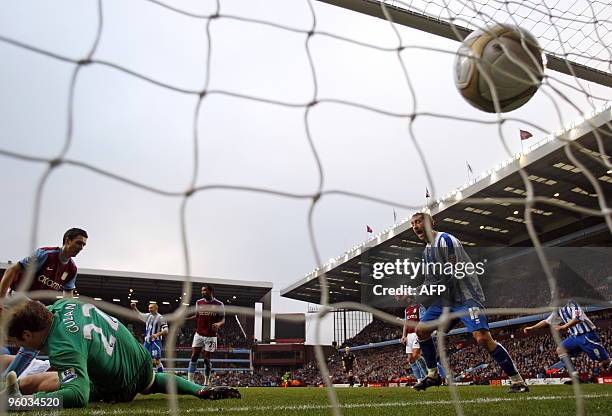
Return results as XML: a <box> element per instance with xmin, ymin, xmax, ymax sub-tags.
<box><xmin>0</xmin><ymin>264</ymin><xmax>273</xmax><ymax>311</ymax></box>
<box><xmin>281</xmin><ymin>106</ymin><xmax>612</xmax><ymax>304</ymax></box>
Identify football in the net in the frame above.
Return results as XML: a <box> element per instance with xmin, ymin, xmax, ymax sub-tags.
<box><xmin>454</xmin><ymin>24</ymin><xmax>544</xmax><ymax>113</ymax></box>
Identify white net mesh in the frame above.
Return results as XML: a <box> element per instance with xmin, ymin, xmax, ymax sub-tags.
<box><xmin>0</xmin><ymin>0</ymin><xmax>610</xmax><ymax>415</ymax></box>
<box><xmin>391</xmin><ymin>0</ymin><xmax>612</xmax><ymax>73</ymax></box>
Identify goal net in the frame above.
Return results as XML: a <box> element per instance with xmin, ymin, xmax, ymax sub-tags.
<box><xmin>0</xmin><ymin>0</ymin><xmax>610</xmax><ymax>415</ymax></box>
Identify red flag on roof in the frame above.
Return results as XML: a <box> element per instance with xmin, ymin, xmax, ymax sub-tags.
<box><xmin>520</xmin><ymin>129</ymin><xmax>533</xmax><ymax>140</ymax></box>
<box><xmin>366</xmin><ymin>225</ymin><xmax>373</xmax><ymax>233</ymax></box>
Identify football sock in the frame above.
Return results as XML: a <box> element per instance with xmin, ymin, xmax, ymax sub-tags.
<box><xmin>418</xmin><ymin>337</ymin><xmax>438</xmax><ymax>370</ymax></box>
<box><xmin>416</xmin><ymin>356</ymin><xmax>428</xmax><ymax>379</ymax></box>
<box><xmin>557</xmin><ymin>354</ymin><xmax>569</xmax><ymax>368</ymax></box>
<box><xmin>187</xmin><ymin>360</ymin><xmax>197</xmax><ymax>382</ymax></box>
<box><xmin>557</xmin><ymin>354</ymin><xmax>579</xmax><ymax>378</ymax></box>
<box><xmin>410</xmin><ymin>362</ymin><xmax>422</xmax><ymax>379</ymax></box>
<box><xmin>204</xmin><ymin>359</ymin><xmax>211</xmax><ymax>377</ymax></box>
<box><xmin>152</xmin><ymin>373</ymin><xmax>202</xmax><ymax>396</ymax></box>
<box><xmin>2</xmin><ymin>347</ymin><xmax>39</xmax><ymax>378</ymax></box>
<box><xmin>437</xmin><ymin>362</ymin><xmax>446</xmax><ymax>378</ymax></box>
<box><xmin>490</xmin><ymin>342</ymin><xmax>520</xmax><ymax>378</ymax></box>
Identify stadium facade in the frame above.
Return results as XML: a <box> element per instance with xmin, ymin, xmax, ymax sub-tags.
<box><xmin>0</xmin><ymin>264</ymin><xmax>273</xmax><ymax>342</ymax></box>
<box><xmin>281</xmin><ymin>106</ymin><xmax>612</xmax><ymax>344</ymax></box>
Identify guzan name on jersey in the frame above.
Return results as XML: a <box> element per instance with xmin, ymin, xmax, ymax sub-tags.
<box><xmin>61</xmin><ymin>302</ymin><xmax>80</xmax><ymax>333</ymax></box>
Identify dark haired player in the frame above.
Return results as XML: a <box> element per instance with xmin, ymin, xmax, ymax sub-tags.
<box><xmin>401</xmin><ymin>302</ymin><xmax>428</xmax><ymax>383</ymax></box>
<box><xmin>188</xmin><ymin>284</ymin><xmax>224</xmax><ymax>385</ymax></box>
<box><xmin>0</xmin><ymin>228</ymin><xmax>88</xmax><ymax>299</ymax></box>
<box><xmin>0</xmin><ymin>228</ymin><xmax>88</xmax><ymax>380</ymax></box>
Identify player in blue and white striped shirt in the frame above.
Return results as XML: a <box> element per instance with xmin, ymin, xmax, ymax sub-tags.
<box><xmin>131</xmin><ymin>302</ymin><xmax>169</xmax><ymax>373</ymax></box>
<box><xmin>410</xmin><ymin>212</ymin><xmax>528</xmax><ymax>393</ymax></box>
<box><xmin>524</xmin><ymin>300</ymin><xmax>610</xmax><ymax>370</ymax></box>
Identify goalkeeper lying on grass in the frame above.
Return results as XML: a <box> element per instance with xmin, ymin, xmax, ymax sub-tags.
<box><xmin>2</xmin><ymin>299</ymin><xmax>240</xmax><ymax>407</ymax></box>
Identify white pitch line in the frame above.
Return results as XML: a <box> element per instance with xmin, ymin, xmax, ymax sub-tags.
<box><xmin>87</xmin><ymin>393</ymin><xmax>612</xmax><ymax>415</ymax></box>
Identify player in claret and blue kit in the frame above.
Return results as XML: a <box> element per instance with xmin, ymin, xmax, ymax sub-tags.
<box><xmin>0</xmin><ymin>228</ymin><xmax>88</xmax><ymax>381</ymax></box>
<box><xmin>401</xmin><ymin>303</ymin><xmax>428</xmax><ymax>384</ymax></box>
<box><xmin>188</xmin><ymin>284</ymin><xmax>225</xmax><ymax>385</ymax></box>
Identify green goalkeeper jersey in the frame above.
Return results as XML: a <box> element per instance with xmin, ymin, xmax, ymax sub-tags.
<box><xmin>34</xmin><ymin>299</ymin><xmax>152</xmax><ymax>407</ymax></box>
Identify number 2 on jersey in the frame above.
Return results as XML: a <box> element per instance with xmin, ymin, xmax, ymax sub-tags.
<box><xmin>82</xmin><ymin>304</ymin><xmax>118</xmax><ymax>356</ymax></box>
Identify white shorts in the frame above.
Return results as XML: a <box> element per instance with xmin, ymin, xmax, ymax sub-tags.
<box><xmin>405</xmin><ymin>333</ymin><xmax>420</xmax><ymax>354</ymax></box>
<box><xmin>19</xmin><ymin>359</ymin><xmax>51</xmax><ymax>380</ymax></box>
<box><xmin>192</xmin><ymin>333</ymin><xmax>217</xmax><ymax>352</ymax></box>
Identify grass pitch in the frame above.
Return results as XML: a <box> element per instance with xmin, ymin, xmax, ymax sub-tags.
<box><xmin>43</xmin><ymin>385</ymin><xmax>612</xmax><ymax>415</ymax></box>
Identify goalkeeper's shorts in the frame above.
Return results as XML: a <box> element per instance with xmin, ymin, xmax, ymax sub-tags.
<box><xmin>89</xmin><ymin>349</ymin><xmax>153</xmax><ymax>403</ymax></box>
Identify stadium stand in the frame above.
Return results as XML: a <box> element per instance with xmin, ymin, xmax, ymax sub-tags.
<box><xmin>288</xmin><ymin>316</ymin><xmax>612</xmax><ymax>387</ymax></box>
<box><xmin>192</xmin><ymin>309</ymin><xmax>612</xmax><ymax>387</ymax></box>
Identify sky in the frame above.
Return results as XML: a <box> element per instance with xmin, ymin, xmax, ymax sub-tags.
<box><xmin>0</xmin><ymin>0</ymin><xmax>610</xmax><ymax>344</ymax></box>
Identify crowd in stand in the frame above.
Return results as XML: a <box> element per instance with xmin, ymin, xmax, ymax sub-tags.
<box><xmin>484</xmin><ymin>268</ymin><xmax>552</xmax><ymax>308</ymax></box>
<box><xmin>207</xmin><ymin>313</ymin><xmax>612</xmax><ymax>387</ymax></box>
<box><xmin>343</xmin><ymin>318</ymin><xmax>403</xmax><ymax>346</ymax></box>
<box><xmin>452</xmin><ymin>326</ymin><xmax>612</xmax><ymax>383</ymax></box>
<box><xmin>129</xmin><ymin>314</ymin><xmax>254</xmax><ymax>349</ymax></box>
<box><xmin>204</xmin><ymin>370</ymin><xmax>282</xmax><ymax>387</ymax></box>
<box><xmin>176</xmin><ymin>320</ymin><xmax>254</xmax><ymax>349</ymax></box>
<box><xmin>291</xmin><ymin>326</ymin><xmax>612</xmax><ymax>386</ymax></box>
<box><xmin>567</xmin><ymin>257</ymin><xmax>611</xmax><ymax>300</ymax></box>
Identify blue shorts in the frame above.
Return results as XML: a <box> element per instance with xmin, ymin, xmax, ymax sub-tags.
<box><xmin>421</xmin><ymin>299</ymin><xmax>490</xmax><ymax>332</ymax></box>
<box><xmin>143</xmin><ymin>340</ymin><xmax>162</xmax><ymax>360</ymax></box>
<box><xmin>562</xmin><ymin>332</ymin><xmax>609</xmax><ymax>362</ymax></box>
